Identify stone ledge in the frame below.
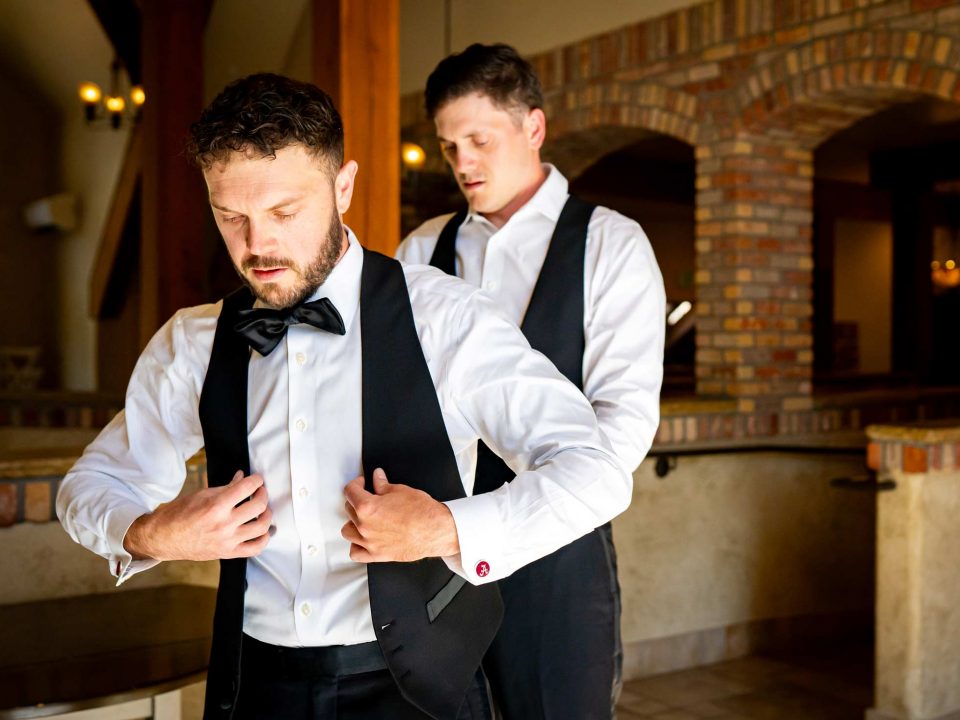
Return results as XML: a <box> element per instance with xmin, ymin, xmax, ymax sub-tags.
<box><xmin>866</xmin><ymin>420</ymin><xmax>960</xmax><ymax>444</ymax></box>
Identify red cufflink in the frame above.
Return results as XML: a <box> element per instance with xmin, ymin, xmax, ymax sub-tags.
<box><xmin>475</xmin><ymin>560</ymin><xmax>490</xmax><ymax>577</ymax></box>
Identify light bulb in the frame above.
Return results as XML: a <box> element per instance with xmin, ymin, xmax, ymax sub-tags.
<box><xmin>401</xmin><ymin>142</ymin><xmax>426</xmax><ymax>169</ymax></box>
<box><xmin>78</xmin><ymin>82</ymin><xmax>102</xmax><ymax>104</ymax></box>
<box><xmin>130</xmin><ymin>85</ymin><xmax>146</xmax><ymax>106</ymax></box>
<box><xmin>105</xmin><ymin>96</ymin><xmax>126</xmax><ymax>113</ymax></box>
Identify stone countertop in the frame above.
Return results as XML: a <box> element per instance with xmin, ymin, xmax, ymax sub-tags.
<box><xmin>866</xmin><ymin>419</ymin><xmax>960</xmax><ymax>444</ymax></box>
<box><xmin>0</xmin><ymin>450</ymin><xmax>206</xmax><ymax>480</ymax></box>
<box><xmin>0</xmin><ymin>585</ymin><xmax>214</xmax><ymax>718</ymax></box>
<box><xmin>651</xmin><ymin>429</ymin><xmax>867</xmax><ymax>454</ymax></box>
<box><xmin>0</xmin><ymin>452</ymin><xmax>86</xmax><ymax>480</ymax></box>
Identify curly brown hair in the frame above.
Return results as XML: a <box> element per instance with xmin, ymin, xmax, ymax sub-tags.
<box><xmin>187</xmin><ymin>73</ymin><xmax>343</xmax><ymax>171</ymax></box>
<box><xmin>425</xmin><ymin>43</ymin><xmax>543</xmax><ymax>120</ymax></box>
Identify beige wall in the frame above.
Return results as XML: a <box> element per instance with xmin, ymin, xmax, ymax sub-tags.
<box><xmin>616</xmin><ymin>451</ymin><xmax>874</xmax><ymax>644</ymax></box>
<box><xmin>401</xmin><ymin>0</ymin><xmax>705</xmax><ymax>93</ymax></box>
<box><xmin>0</xmin><ymin>522</ymin><xmax>216</xmax><ymax>606</ymax></box>
<box><xmin>1</xmin><ymin>466</ymin><xmax>217</xmax><ymax>607</ymax></box>
<box><xmin>204</xmin><ymin>0</ymin><xmax>312</xmax><ymax>102</ymax></box>
<box><xmin>0</xmin><ymin>76</ymin><xmax>61</xmax><ymax>388</ymax></box>
<box><xmin>0</xmin><ymin>0</ymin><xmax>134</xmax><ymax>392</ymax></box>
<box><xmin>57</xmin><ymin>119</ymin><xmax>131</xmax><ymax>391</ymax></box>
<box><xmin>833</xmin><ymin>219</ymin><xmax>893</xmax><ymax>375</ymax></box>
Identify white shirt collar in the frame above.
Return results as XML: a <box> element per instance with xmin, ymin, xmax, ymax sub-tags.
<box><xmin>304</xmin><ymin>226</ymin><xmax>362</xmax><ymax>333</ymax></box>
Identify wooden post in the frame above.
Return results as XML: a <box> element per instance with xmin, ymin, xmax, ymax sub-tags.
<box><xmin>140</xmin><ymin>0</ymin><xmax>211</xmax><ymax>345</ymax></box>
<box><xmin>313</xmin><ymin>0</ymin><xmax>400</xmax><ymax>256</ymax></box>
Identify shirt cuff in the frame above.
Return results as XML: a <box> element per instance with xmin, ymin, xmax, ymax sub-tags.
<box><xmin>107</xmin><ymin>503</ymin><xmax>161</xmax><ymax>585</ymax></box>
<box><xmin>443</xmin><ymin>493</ymin><xmax>507</xmax><ymax>585</ymax></box>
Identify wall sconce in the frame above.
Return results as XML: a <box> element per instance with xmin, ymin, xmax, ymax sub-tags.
<box><xmin>78</xmin><ymin>59</ymin><xmax>145</xmax><ymax>129</ymax></box>
<box><xmin>401</xmin><ymin>142</ymin><xmax>426</xmax><ymax>170</ymax></box>
<box><xmin>932</xmin><ymin>259</ymin><xmax>960</xmax><ymax>290</ymax></box>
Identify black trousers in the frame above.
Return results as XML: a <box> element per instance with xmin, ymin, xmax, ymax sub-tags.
<box><xmin>233</xmin><ymin>634</ymin><xmax>491</xmax><ymax>720</ymax></box>
<box><xmin>483</xmin><ymin>524</ymin><xmax>622</xmax><ymax>720</ymax></box>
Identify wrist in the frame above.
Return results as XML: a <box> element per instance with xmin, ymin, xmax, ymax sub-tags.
<box><xmin>123</xmin><ymin>512</ymin><xmax>156</xmax><ymax>560</ymax></box>
<box><xmin>435</xmin><ymin>502</ymin><xmax>460</xmax><ymax>557</ymax></box>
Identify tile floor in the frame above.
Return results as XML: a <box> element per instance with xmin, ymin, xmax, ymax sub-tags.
<box><xmin>615</xmin><ymin>644</ymin><xmax>873</xmax><ymax>719</ymax></box>
<box><xmin>183</xmin><ymin>644</ymin><xmax>873</xmax><ymax>718</ymax></box>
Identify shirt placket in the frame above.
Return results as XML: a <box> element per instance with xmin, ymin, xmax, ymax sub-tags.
<box><xmin>286</xmin><ymin>327</ymin><xmax>326</xmax><ymax>642</ymax></box>
<box><xmin>480</xmin><ymin>228</ymin><xmax>506</xmax><ymax>301</ymax></box>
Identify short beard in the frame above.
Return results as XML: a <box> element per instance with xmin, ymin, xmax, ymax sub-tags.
<box><xmin>238</xmin><ymin>214</ymin><xmax>345</xmax><ymax>309</ymax></box>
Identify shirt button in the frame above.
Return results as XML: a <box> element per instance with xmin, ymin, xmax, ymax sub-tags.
<box><xmin>484</xmin><ymin>281</ymin><xmax>498</xmax><ymax>291</ymax></box>
<box><xmin>307</xmin><ymin>545</ymin><xmax>318</xmax><ymax>556</ymax></box>
<box><xmin>299</xmin><ymin>487</ymin><xmax>309</xmax><ymax>498</ymax></box>
<box><xmin>295</xmin><ymin>352</ymin><xmax>306</xmax><ymax>366</ymax></box>
<box><xmin>296</xmin><ymin>419</ymin><xmax>306</xmax><ymax>432</ymax></box>
<box><xmin>301</xmin><ymin>602</ymin><xmax>311</xmax><ymax>616</ymax></box>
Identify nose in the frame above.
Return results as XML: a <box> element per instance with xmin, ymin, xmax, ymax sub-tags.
<box><xmin>452</xmin><ymin>148</ymin><xmax>477</xmax><ymax>177</ymax></box>
<box><xmin>245</xmin><ymin>219</ymin><xmax>277</xmax><ymax>256</ymax></box>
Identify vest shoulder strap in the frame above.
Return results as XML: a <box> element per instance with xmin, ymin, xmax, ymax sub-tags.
<box><xmin>428</xmin><ymin>209</ymin><xmax>468</xmax><ymax>275</ymax></box>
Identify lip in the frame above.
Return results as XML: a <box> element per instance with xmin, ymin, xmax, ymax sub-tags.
<box><xmin>252</xmin><ymin>268</ymin><xmax>287</xmax><ymax>281</ymax></box>
<box><xmin>463</xmin><ymin>180</ymin><xmax>484</xmax><ymax>191</ymax></box>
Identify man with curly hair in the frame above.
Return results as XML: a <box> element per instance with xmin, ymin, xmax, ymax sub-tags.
<box><xmin>57</xmin><ymin>73</ymin><xmax>632</xmax><ymax>720</ymax></box>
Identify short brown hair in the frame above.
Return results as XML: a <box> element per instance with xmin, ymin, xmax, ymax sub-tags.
<box><xmin>425</xmin><ymin>43</ymin><xmax>543</xmax><ymax>120</ymax></box>
<box><xmin>188</xmin><ymin>73</ymin><xmax>343</xmax><ymax>171</ymax></box>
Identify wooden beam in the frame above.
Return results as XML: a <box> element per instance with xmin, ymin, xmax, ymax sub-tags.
<box><xmin>313</xmin><ymin>0</ymin><xmax>400</xmax><ymax>256</ymax></box>
<box><xmin>139</xmin><ymin>0</ymin><xmax>210</xmax><ymax>345</ymax></box>
<box><xmin>89</xmin><ymin>125</ymin><xmax>142</xmax><ymax>319</ymax></box>
<box><xmin>87</xmin><ymin>0</ymin><xmax>142</xmax><ymax>84</ymax></box>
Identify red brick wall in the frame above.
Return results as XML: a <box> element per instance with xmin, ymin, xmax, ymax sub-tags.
<box><xmin>401</xmin><ymin>0</ymin><xmax>960</xmax><ymax>413</ymax></box>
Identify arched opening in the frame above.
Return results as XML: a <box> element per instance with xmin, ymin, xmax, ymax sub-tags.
<box><xmin>566</xmin><ymin>132</ymin><xmax>696</xmax><ymax>397</ymax></box>
<box><xmin>813</xmin><ymin>97</ymin><xmax>960</xmax><ymax>389</ymax></box>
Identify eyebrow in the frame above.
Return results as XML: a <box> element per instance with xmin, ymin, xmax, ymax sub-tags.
<box><xmin>209</xmin><ymin>197</ymin><xmax>303</xmax><ymax>213</ymax></box>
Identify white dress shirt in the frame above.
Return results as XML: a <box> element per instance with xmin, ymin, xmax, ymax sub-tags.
<box><xmin>397</xmin><ymin>164</ymin><xmax>666</xmax><ymax>473</ymax></box>
<box><xmin>57</xmin><ymin>231</ymin><xmax>629</xmax><ymax>649</ymax></box>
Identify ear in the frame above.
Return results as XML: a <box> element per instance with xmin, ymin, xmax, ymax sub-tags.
<box><xmin>525</xmin><ymin>108</ymin><xmax>547</xmax><ymax>151</ymax></box>
<box><xmin>334</xmin><ymin>160</ymin><xmax>359</xmax><ymax>215</ymax></box>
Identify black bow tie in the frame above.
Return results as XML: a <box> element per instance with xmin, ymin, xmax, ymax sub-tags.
<box><xmin>234</xmin><ymin>297</ymin><xmax>346</xmax><ymax>356</ymax></box>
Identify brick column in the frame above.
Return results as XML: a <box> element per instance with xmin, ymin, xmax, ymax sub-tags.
<box><xmin>694</xmin><ymin>136</ymin><xmax>814</xmax><ymax>413</ymax></box>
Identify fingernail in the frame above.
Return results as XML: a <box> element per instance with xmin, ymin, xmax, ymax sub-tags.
<box><xmin>233</xmin><ymin>470</ymin><xmax>243</xmax><ymax>482</ymax></box>
<box><xmin>374</xmin><ymin>468</ymin><xmax>385</xmax><ymax>480</ymax></box>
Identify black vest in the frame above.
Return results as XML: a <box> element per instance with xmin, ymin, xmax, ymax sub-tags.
<box><xmin>197</xmin><ymin>249</ymin><xmax>503</xmax><ymax>720</ymax></box>
<box><xmin>430</xmin><ymin>196</ymin><xmax>596</xmax><ymax>493</ymax></box>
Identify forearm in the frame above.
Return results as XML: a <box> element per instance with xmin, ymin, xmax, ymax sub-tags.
<box><xmin>56</xmin><ymin>414</ymin><xmax>191</xmax><ymax>579</ymax></box>
<box><xmin>444</xmin><ymin>443</ymin><xmax>630</xmax><ymax>584</ymax></box>
<box><xmin>57</xmin><ymin>470</ymin><xmax>159</xmax><ymax>580</ymax></box>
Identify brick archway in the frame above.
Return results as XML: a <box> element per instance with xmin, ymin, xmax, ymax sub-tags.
<box><xmin>692</xmin><ymin>28</ymin><xmax>960</xmax><ymax>410</ymax></box>
<box><xmin>544</xmin><ymin>82</ymin><xmax>700</xmax><ymax>178</ymax></box>
<box><xmin>730</xmin><ymin>28</ymin><xmax>960</xmax><ymax>146</ymax></box>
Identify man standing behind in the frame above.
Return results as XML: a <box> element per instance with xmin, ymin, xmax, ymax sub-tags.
<box><xmin>398</xmin><ymin>44</ymin><xmax>666</xmax><ymax>720</ymax></box>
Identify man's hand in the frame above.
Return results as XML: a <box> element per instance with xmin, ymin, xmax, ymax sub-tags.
<box><xmin>342</xmin><ymin>468</ymin><xmax>459</xmax><ymax>563</ymax></box>
<box><xmin>124</xmin><ymin>471</ymin><xmax>273</xmax><ymax>562</ymax></box>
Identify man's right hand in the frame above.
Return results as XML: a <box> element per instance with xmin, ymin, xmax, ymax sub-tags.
<box><xmin>123</xmin><ymin>471</ymin><xmax>273</xmax><ymax>562</ymax></box>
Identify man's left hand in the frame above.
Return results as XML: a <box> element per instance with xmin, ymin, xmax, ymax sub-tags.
<box><xmin>342</xmin><ymin>468</ymin><xmax>460</xmax><ymax>562</ymax></box>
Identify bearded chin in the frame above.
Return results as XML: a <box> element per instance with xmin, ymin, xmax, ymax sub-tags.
<box><xmin>238</xmin><ymin>214</ymin><xmax>346</xmax><ymax>309</ymax></box>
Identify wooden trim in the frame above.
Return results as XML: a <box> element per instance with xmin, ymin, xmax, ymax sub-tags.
<box><xmin>313</xmin><ymin>0</ymin><xmax>400</xmax><ymax>256</ymax></box>
<box><xmin>88</xmin><ymin>125</ymin><xmax>142</xmax><ymax>320</ymax></box>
